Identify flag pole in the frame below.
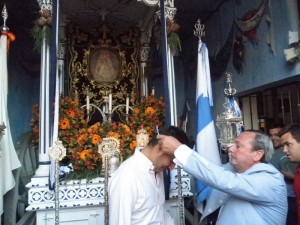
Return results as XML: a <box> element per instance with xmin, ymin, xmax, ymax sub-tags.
<box><xmin>159</xmin><ymin>0</ymin><xmax>171</xmax><ymax>127</ymax></box>
<box><xmin>193</xmin><ymin>19</ymin><xmax>221</xmax><ymax>224</ymax></box>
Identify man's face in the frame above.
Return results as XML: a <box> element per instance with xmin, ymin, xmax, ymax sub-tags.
<box><xmin>269</xmin><ymin>127</ymin><xmax>282</xmax><ymax>149</ymax></box>
<box><xmin>154</xmin><ymin>152</ymin><xmax>175</xmax><ymax>173</ymax></box>
<box><xmin>228</xmin><ymin>132</ymin><xmax>264</xmax><ymax>173</ymax></box>
<box><xmin>281</xmin><ymin>132</ymin><xmax>300</xmax><ymax>162</ymax></box>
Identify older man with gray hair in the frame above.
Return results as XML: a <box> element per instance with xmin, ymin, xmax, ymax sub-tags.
<box><xmin>157</xmin><ymin>130</ymin><xmax>287</xmax><ymax>225</ymax></box>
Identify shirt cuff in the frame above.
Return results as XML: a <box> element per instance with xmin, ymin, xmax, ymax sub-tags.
<box><xmin>173</xmin><ymin>144</ymin><xmax>193</xmax><ymax>167</ymax></box>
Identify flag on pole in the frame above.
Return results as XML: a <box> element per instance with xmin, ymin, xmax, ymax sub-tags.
<box><xmin>0</xmin><ymin>30</ymin><xmax>21</xmax><ymax>218</ymax></box>
<box><xmin>195</xmin><ymin>41</ymin><xmax>221</xmax><ymax>208</ymax></box>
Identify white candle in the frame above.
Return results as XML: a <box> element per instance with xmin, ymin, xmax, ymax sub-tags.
<box><xmin>103</xmin><ymin>105</ymin><xmax>106</xmax><ymax>114</ymax></box>
<box><xmin>126</xmin><ymin>95</ymin><xmax>129</xmax><ymax>114</ymax></box>
<box><xmin>86</xmin><ymin>95</ymin><xmax>90</xmax><ymax>112</ymax></box>
<box><xmin>151</xmin><ymin>87</ymin><xmax>155</xmax><ymax>96</ymax></box>
<box><xmin>109</xmin><ymin>93</ymin><xmax>112</xmax><ymax>111</ymax></box>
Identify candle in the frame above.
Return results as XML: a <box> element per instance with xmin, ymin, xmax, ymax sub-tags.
<box><xmin>103</xmin><ymin>105</ymin><xmax>106</xmax><ymax>114</ymax></box>
<box><xmin>126</xmin><ymin>95</ymin><xmax>129</xmax><ymax>114</ymax></box>
<box><xmin>86</xmin><ymin>95</ymin><xmax>90</xmax><ymax>112</ymax></box>
<box><xmin>109</xmin><ymin>93</ymin><xmax>112</xmax><ymax>111</ymax></box>
<box><xmin>151</xmin><ymin>87</ymin><xmax>155</xmax><ymax>96</ymax></box>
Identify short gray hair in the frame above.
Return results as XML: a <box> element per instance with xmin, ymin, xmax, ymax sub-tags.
<box><xmin>251</xmin><ymin>131</ymin><xmax>274</xmax><ymax>162</ymax></box>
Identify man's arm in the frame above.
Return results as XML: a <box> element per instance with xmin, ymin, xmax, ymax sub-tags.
<box><xmin>177</xmin><ymin>145</ymin><xmax>285</xmax><ymax>204</ymax></box>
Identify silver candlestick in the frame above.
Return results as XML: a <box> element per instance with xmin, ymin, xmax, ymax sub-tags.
<box><xmin>48</xmin><ymin>140</ymin><xmax>66</xmax><ymax>225</ymax></box>
<box><xmin>98</xmin><ymin>137</ymin><xmax>120</xmax><ymax>225</ymax></box>
<box><xmin>82</xmin><ymin>91</ymin><xmax>133</xmax><ymax>124</ymax></box>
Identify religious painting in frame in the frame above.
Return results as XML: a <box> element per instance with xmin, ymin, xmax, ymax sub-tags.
<box><xmin>89</xmin><ymin>48</ymin><xmax>120</xmax><ymax>83</ymax></box>
<box><xmin>66</xmin><ymin>23</ymin><xmax>140</xmax><ymax>113</ymax></box>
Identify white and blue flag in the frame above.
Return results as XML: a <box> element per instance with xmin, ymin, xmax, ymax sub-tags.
<box><xmin>195</xmin><ymin>41</ymin><xmax>221</xmax><ymax>209</ymax></box>
<box><xmin>0</xmin><ymin>31</ymin><xmax>21</xmax><ymax>220</ymax></box>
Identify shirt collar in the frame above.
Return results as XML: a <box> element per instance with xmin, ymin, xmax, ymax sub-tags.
<box><xmin>134</xmin><ymin>148</ymin><xmax>155</xmax><ymax>174</ymax></box>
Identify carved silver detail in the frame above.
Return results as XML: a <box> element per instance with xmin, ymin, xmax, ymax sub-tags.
<box><xmin>177</xmin><ymin>166</ymin><xmax>185</xmax><ymax>225</ymax></box>
<box><xmin>224</xmin><ymin>72</ymin><xmax>236</xmax><ymax>96</ymax></box>
<box><xmin>194</xmin><ymin>19</ymin><xmax>205</xmax><ymax>41</ymax></box>
<box><xmin>48</xmin><ymin>140</ymin><xmax>66</xmax><ymax>225</ymax></box>
<box><xmin>57</xmin><ymin>43</ymin><xmax>65</xmax><ymax>60</ymax></box>
<box><xmin>37</xmin><ymin>0</ymin><xmax>52</xmax><ymax>11</ymax></box>
<box><xmin>98</xmin><ymin>137</ymin><xmax>121</xmax><ymax>225</ymax></box>
<box><xmin>156</xmin><ymin>6</ymin><xmax>177</xmax><ymax>21</ymax></box>
<box><xmin>48</xmin><ymin>140</ymin><xmax>66</xmax><ymax>161</ymax></box>
<box><xmin>1</xmin><ymin>4</ymin><xmax>8</xmax><ymax>31</ymax></box>
<box><xmin>140</xmin><ymin>46</ymin><xmax>150</xmax><ymax>62</ymax></box>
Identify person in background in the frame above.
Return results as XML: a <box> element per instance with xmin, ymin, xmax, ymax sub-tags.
<box><xmin>269</xmin><ymin>123</ymin><xmax>297</xmax><ymax>225</ymax></box>
<box><xmin>278</xmin><ymin>124</ymin><xmax>300</xmax><ymax>225</ymax></box>
<box><xmin>108</xmin><ymin>126</ymin><xmax>189</xmax><ymax>225</ymax></box>
<box><xmin>157</xmin><ymin>130</ymin><xmax>287</xmax><ymax>225</ymax></box>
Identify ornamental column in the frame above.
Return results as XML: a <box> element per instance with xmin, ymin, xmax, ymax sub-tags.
<box><xmin>35</xmin><ymin>0</ymin><xmax>52</xmax><ymax>177</ymax></box>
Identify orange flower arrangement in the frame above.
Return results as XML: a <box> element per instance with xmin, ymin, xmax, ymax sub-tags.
<box><xmin>30</xmin><ymin>94</ymin><xmax>165</xmax><ymax>180</ymax></box>
<box><xmin>129</xmin><ymin>95</ymin><xmax>165</xmax><ymax>137</ymax></box>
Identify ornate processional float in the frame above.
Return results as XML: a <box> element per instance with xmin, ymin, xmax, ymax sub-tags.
<box><xmin>26</xmin><ymin>1</ymin><xmax>192</xmax><ymax>225</ymax></box>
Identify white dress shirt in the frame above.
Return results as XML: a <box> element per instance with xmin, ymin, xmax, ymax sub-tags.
<box><xmin>108</xmin><ymin>149</ymin><xmax>174</xmax><ymax>225</ymax></box>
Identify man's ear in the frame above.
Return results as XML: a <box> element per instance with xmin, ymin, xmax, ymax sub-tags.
<box><xmin>254</xmin><ymin>150</ymin><xmax>264</xmax><ymax>162</ymax></box>
<box><xmin>156</xmin><ymin>144</ymin><xmax>162</xmax><ymax>152</ymax></box>
<box><xmin>155</xmin><ymin>144</ymin><xmax>164</xmax><ymax>155</ymax></box>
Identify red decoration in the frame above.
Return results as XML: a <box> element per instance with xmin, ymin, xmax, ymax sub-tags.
<box><xmin>235</xmin><ymin>0</ymin><xmax>268</xmax><ymax>44</ymax></box>
<box><xmin>242</xmin><ymin>10</ymin><xmax>259</xmax><ymax>42</ymax></box>
<box><xmin>1</xmin><ymin>31</ymin><xmax>16</xmax><ymax>52</ymax></box>
<box><xmin>233</xmin><ymin>36</ymin><xmax>246</xmax><ymax>74</ymax></box>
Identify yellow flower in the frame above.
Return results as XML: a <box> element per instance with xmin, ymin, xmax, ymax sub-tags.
<box><xmin>130</xmin><ymin>140</ymin><xmax>137</xmax><ymax>150</ymax></box>
<box><xmin>145</xmin><ymin>107</ymin><xmax>155</xmax><ymax>115</ymax></box>
<box><xmin>91</xmin><ymin>134</ymin><xmax>101</xmax><ymax>145</ymax></box>
<box><xmin>123</xmin><ymin>124</ymin><xmax>130</xmax><ymax>133</ymax></box>
<box><xmin>80</xmin><ymin>149</ymin><xmax>92</xmax><ymax>160</ymax></box>
<box><xmin>107</xmin><ymin>131</ymin><xmax>121</xmax><ymax>139</ymax></box>
<box><xmin>77</xmin><ymin>134</ymin><xmax>88</xmax><ymax>143</ymax></box>
<box><xmin>59</xmin><ymin>118</ymin><xmax>70</xmax><ymax>130</ymax></box>
<box><xmin>133</xmin><ymin>108</ymin><xmax>139</xmax><ymax>115</ymax></box>
<box><xmin>66</xmin><ymin>109</ymin><xmax>75</xmax><ymax>118</ymax></box>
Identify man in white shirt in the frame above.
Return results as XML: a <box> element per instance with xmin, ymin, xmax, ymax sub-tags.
<box><xmin>108</xmin><ymin>126</ymin><xmax>189</xmax><ymax>225</ymax></box>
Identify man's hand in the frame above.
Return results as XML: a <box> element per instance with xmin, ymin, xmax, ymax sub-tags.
<box><xmin>157</xmin><ymin>134</ymin><xmax>182</xmax><ymax>155</ymax></box>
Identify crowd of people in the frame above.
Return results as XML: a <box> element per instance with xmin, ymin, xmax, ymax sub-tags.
<box><xmin>108</xmin><ymin>123</ymin><xmax>300</xmax><ymax>225</ymax></box>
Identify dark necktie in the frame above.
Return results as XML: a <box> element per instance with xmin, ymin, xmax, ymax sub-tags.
<box><xmin>163</xmin><ymin>168</ymin><xmax>170</xmax><ymax>200</ymax></box>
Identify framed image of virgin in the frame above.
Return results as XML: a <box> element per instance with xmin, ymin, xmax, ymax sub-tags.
<box><xmin>89</xmin><ymin>48</ymin><xmax>120</xmax><ymax>83</ymax></box>
<box><xmin>67</xmin><ymin>23</ymin><xmax>140</xmax><ymax>116</ymax></box>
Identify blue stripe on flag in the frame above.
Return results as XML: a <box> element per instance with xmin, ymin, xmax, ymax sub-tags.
<box><xmin>195</xmin><ymin>94</ymin><xmax>215</xmax><ymax>203</ymax></box>
<box><xmin>197</xmin><ymin>94</ymin><xmax>212</xmax><ymax>131</ymax></box>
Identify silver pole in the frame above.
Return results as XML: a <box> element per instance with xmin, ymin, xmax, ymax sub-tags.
<box><xmin>48</xmin><ymin>140</ymin><xmax>67</xmax><ymax>225</ymax></box>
